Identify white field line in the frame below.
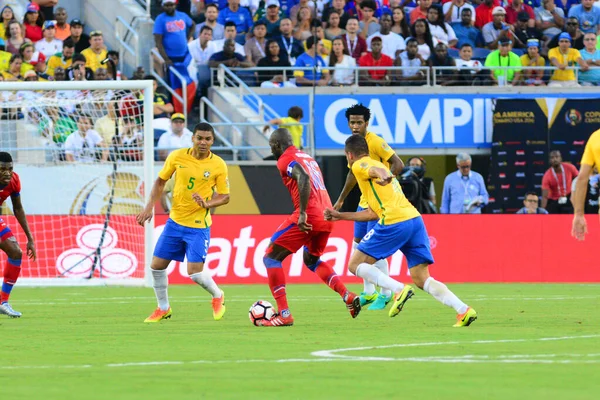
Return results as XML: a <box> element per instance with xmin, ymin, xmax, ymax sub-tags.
<box><xmin>2</xmin><ymin>335</ymin><xmax>600</xmax><ymax>371</ymax></box>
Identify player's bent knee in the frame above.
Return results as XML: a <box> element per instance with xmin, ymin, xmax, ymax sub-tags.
<box><xmin>409</xmin><ymin>264</ymin><xmax>430</xmax><ymax>289</ymax></box>
<box><xmin>150</xmin><ymin>256</ymin><xmax>171</xmax><ymax>271</ymax></box>
<box><xmin>187</xmin><ymin>262</ymin><xmax>204</xmax><ymax>275</ymax></box>
<box><xmin>263</xmin><ymin>255</ymin><xmax>282</xmax><ymax>268</ymax></box>
<box><xmin>4</xmin><ymin>242</ymin><xmax>22</xmax><ymax>260</ymax></box>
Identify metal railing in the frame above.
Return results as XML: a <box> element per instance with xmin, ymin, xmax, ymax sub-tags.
<box><xmin>150</xmin><ymin>48</ymin><xmax>188</xmax><ymax>121</ymax></box>
<box><xmin>115</xmin><ymin>16</ymin><xmax>141</xmax><ymax>77</ymax></box>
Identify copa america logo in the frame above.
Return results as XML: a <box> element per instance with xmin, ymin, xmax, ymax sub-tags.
<box><xmin>565</xmin><ymin>109</ymin><xmax>582</xmax><ymax>126</ymax></box>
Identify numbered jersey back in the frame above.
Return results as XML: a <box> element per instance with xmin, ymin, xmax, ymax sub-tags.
<box><xmin>277</xmin><ymin>146</ymin><xmax>333</xmax><ymax>231</ymax></box>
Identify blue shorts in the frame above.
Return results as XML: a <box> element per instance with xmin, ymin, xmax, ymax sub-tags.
<box><xmin>154</xmin><ymin>219</ymin><xmax>210</xmax><ymax>263</ymax></box>
<box><xmin>354</xmin><ymin>206</ymin><xmax>378</xmax><ymax>241</ymax></box>
<box><xmin>357</xmin><ymin>216</ymin><xmax>434</xmax><ymax>269</ymax></box>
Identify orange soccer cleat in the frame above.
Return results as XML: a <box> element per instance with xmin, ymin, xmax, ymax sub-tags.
<box><xmin>144</xmin><ymin>307</ymin><xmax>172</xmax><ymax>323</ymax></box>
<box><xmin>212</xmin><ymin>290</ymin><xmax>226</xmax><ymax>320</ymax></box>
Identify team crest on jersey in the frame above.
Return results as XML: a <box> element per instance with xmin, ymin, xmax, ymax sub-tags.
<box><xmin>203</xmin><ymin>170</ymin><xmax>211</xmax><ymax>179</ymax></box>
<box><xmin>360</xmin><ymin>162</ymin><xmax>368</xmax><ymax>169</ymax></box>
<box><xmin>382</xmin><ymin>143</ymin><xmax>390</xmax><ymax>151</ymax></box>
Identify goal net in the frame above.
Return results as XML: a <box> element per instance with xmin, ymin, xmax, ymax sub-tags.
<box><xmin>0</xmin><ymin>80</ymin><xmax>154</xmax><ymax>286</ymax></box>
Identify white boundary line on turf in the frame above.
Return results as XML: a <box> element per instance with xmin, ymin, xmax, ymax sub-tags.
<box><xmin>2</xmin><ymin>334</ymin><xmax>600</xmax><ymax>371</ymax></box>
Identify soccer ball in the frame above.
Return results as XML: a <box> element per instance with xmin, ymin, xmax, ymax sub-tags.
<box><xmin>249</xmin><ymin>300</ymin><xmax>275</xmax><ymax>326</ymax></box>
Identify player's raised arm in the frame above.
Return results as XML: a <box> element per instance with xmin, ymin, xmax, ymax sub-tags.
<box><xmin>10</xmin><ymin>194</ymin><xmax>35</xmax><ymax>260</ymax></box>
<box><xmin>333</xmin><ymin>170</ymin><xmax>357</xmax><ymax>210</ymax></box>
<box><xmin>290</xmin><ymin>163</ymin><xmax>313</xmax><ymax>232</ymax></box>
<box><xmin>137</xmin><ymin>177</ymin><xmax>168</xmax><ymax>226</ymax></box>
<box><xmin>324</xmin><ymin>207</ymin><xmax>378</xmax><ymax>222</ymax></box>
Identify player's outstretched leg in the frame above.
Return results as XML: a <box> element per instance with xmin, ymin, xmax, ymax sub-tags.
<box><xmin>145</xmin><ymin>257</ymin><xmax>172</xmax><ymax>323</ymax></box>
<box><xmin>0</xmin><ymin>238</ymin><xmax>24</xmax><ymax>318</ymax></box>
<box><xmin>259</xmin><ymin>244</ymin><xmax>294</xmax><ymax>327</ymax></box>
<box><xmin>353</xmin><ymin>241</ymin><xmax>378</xmax><ymax>307</ymax></box>
<box><xmin>410</xmin><ymin>264</ymin><xmax>477</xmax><ymax>327</ymax></box>
<box><xmin>368</xmin><ymin>258</ymin><xmax>393</xmax><ymax>311</ymax></box>
<box><xmin>189</xmin><ymin>267</ymin><xmax>226</xmax><ymax>321</ymax></box>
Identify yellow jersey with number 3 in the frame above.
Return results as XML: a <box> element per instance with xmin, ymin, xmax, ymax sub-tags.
<box><xmin>581</xmin><ymin>129</ymin><xmax>600</xmax><ymax>168</ymax></box>
<box><xmin>352</xmin><ymin>156</ymin><xmax>420</xmax><ymax>225</ymax></box>
<box><xmin>158</xmin><ymin>148</ymin><xmax>229</xmax><ymax>228</ymax></box>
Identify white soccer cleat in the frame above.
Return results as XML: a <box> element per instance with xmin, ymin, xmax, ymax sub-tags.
<box><xmin>0</xmin><ymin>302</ymin><xmax>22</xmax><ymax>318</ymax></box>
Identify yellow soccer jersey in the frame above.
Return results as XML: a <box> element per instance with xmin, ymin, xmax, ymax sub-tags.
<box><xmin>158</xmin><ymin>148</ymin><xmax>229</xmax><ymax>228</ymax></box>
<box><xmin>81</xmin><ymin>48</ymin><xmax>108</xmax><ymax>72</ymax></box>
<box><xmin>351</xmin><ymin>132</ymin><xmax>396</xmax><ymax>208</ymax></box>
<box><xmin>581</xmin><ymin>129</ymin><xmax>600</xmax><ymax>168</ymax></box>
<box><xmin>47</xmin><ymin>54</ymin><xmax>73</xmax><ymax>76</ymax></box>
<box><xmin>352</xmin><ymin>156</ymin><xmax>420</xmax><ymax>225</ymax></box>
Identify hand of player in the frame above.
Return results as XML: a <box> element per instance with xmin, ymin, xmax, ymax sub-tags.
<box><xmin>136</xmin><ymin>208</ymin><xmax>153</xmax><ymax>226</ymax></box>
<box><xmin>324</xmin><ymin>208</ymin><xmax>341</xmax><ymax>221</ymax></box>
<box><xmin>297</xmin><ymin>212</ymin><xmax>313</xmax><ymax>232</ymax></box>
<box><xmin>26</xmin><ymin>240</ymin><xmax>36</xmax><ymax>261</ymax></box>
<box><xmin>192</xmin><ymin>193</ymin><xmax>210</xmax><ymax>209</ymax></box>
<box><xmin>572</xmin><ymin>214</ymin><xmax>588</xmax><ymax>241</ymax></box>
<box><xmin>375</xmin><ymin>174</ymin><xmax>393</xmax><ymax>186</ymax></box>
<box><xmin>333</xmin><ymin>199</ymin><xmax>344</xmax><ymax>211</ymax></box>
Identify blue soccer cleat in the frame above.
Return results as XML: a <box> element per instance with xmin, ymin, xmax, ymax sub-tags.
<box><xmin>0</xmin><ymin>302</ymin><xmax>22</xmax><ymax>318</ymax></box>
<box><xmin>368</xmin><ymin>293</ymin><xmax>391</xmax><ymax>310</ymax></box>
<box><xmin>359</xmin><ymin>291</ymin><xmax>379</xmax><ymax>306</ymax></box>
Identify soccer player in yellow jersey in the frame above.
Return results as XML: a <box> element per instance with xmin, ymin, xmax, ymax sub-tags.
<box><xmin>572</xmin><ymin>129</ymin><xmax>600</xmax><ymax>241</ymax></box>
<box><xmin>325</xmin><ymin>135</ymin><xmax>477</xmax><ymax>327</ymax></box>
<box><xmin>333</xmin><ymin>103</ymin><xmax>404</xmax><ymax>311</ymax></box>
<box><xmin>136</xmin><ymin>122</ymin><xmax>230</xmax><ymax>323</ymax></box>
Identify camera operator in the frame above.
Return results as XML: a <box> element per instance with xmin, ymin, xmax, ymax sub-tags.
<box><xmin>397</xmin><ymin>156</ymin><xmax>437</xmax><ymax>214</ymax></box>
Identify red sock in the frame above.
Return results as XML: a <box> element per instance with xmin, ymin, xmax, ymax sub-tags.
<box><xmin>265</xmin><ymin>260</ymin><xmax>290</xmax><ymax>315</ymax></box>
<box><xmin>314</xmin><ymin>261</ymin><xmax>348</xmax><ymax>298</ymax></box>
<box><xmin>1</xmin><ymin>259</ymin><xmax>22</xmax><ymax>303</ymax></box>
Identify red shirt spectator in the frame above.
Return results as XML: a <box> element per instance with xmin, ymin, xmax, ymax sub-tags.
<box><xmin>358</xmin><ymin>38</ymin><xmax>393</xmax><ymax>81</ymax></box>
<box><xmin>410</xmin><ymin>0</ymin><xmax>431</xmax><ymax>24</ymax></box>
<box><xmin>341</xmin><ymin>32</ymin><xmax>367</xmax><ymax>60</ymax></box>
<box><xmin>504</xmin><ymin>0</ymin><xmax>535</xmax><ymax>25</ymax></box>
<box><xmin>24</xmin><ymin>3</ymin><xmax>43</xmax><ymax>42</ymax></box>
<box><xmin>541</xmin><ymin>162</ymin><xmax>578</xmax><ymax>200</ymax></box>
<box><xmin>475</xmin><ymin>0</ymin><xmax>501</xmax><ymax>29</ymax></box>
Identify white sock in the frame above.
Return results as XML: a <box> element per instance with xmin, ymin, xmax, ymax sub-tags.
<box><xmin>373</xmin><ymin>258</ymin><xmax>392</xmax><ymax>297</ymax></box>
<box><xmin>353</xmin><ymin>241</ymin><xmax>376</xmax><ymax>295</ymax></box>
<box><xmin>355</xmin><ymin>263</ymin><xmax>404</xmax><ymax>294</ymax></box>
<box><xmin>151</xmin><ymin>269</ymin><xmax>170</xmax><ymax>311</ymax></box>
<box><xmin>190</xmin><ymin>271</ymin><xmax>221</xmax><ymax>298</ymax></box>
<box><xmin>423</xmin><ymin>277</ymin><xmax>468</xmax><ymax>314</ymax></box>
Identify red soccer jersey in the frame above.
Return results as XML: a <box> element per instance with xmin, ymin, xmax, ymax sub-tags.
<box><xmin>0</xmin><ymin>172</ymin><xmax>21</xmax><ymax>207</ymax></box>
<box><xmin>541</xmin><ymin>163</ymin><xmax>578</xmax><ymax>200</ymax></box>
<box><xmin>277</xmin><ymin>146</ymin><xmax>333</xmax><ymax>232</ymax></box>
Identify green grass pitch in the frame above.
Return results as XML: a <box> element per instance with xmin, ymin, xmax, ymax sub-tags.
<box><xmin>1</xmin><ymin>283</ymin><xmax>599</xmax><ymax>400</ymax></box>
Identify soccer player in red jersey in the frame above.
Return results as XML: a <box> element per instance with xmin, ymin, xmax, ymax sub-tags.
<box><xmin>258</xmin><ymin>129</ymin><xmax>361</xmax><ymax>327</ymax></box>
<box><xmin>0</xmin><ymin>152</ymin><xmax>36</xmax><ymax>318</ymax></box>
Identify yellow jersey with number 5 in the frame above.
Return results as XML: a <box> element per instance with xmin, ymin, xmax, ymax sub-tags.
<box><xmin>581</xmin><ymin>129</ymin><xmax>600</xmax><ymax>169</ymax></box>
<box><xmin>351</xmin><ymin>156</ymin><xmax>419</xmax><ymax>225</ymax></box>
<box><xmin>158</xmin><ymin>148</ymin><xmax>229</xmax><ymax>228</ymax></box>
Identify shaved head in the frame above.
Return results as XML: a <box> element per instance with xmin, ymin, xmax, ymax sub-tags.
<box><xmin>269</xmin><ymin>128</ymin><xmax>294</xmax><ymax>159</ymax></box>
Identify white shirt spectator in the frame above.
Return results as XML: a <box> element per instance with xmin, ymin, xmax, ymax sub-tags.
<box><xmin>482</xmin><ymin>22</ymin><xmax>504</xmax><ymax>45</ymax></box>
<box><xmin>188</xmin><ymin>38</ymin><xmax>216</xmax><ymax>66</ymax></box>
<box><xmin>156</xmin><ymin>125</ymin><xmax>194</xmax><ymax>156</ymax></box>
<box><xmin>442</xmin><ymin>2</ymin><xmax>476</xmax><ymax>23</ymax></box>
<box><xmin>331</xmin><ymin>54</ymin><xmax>357</xmax><ymax>84</ymax></box>
<box><xmin>35</xmin><ymin>39</ymin><xmax>63</xmax><ymax>59</ymax></box>
<box><xmin>399</xmin><ymin>51</ymin><xmax>423</xmax><ymax>77</ymax></box>
<box><xmin>428</xmin><ymin>22</ymin><xmax>457</xmax><ymax>45</ymax></box>
<box><xmin>240</xmin><ymin>0</ymin><xmax>260</xmax><ymax>15</ymax></box>
<box><xmin>534</xmin><ymin>6</ymin><xmax>565</xmax><ymax>38</ymax></box>
<box><xmin>64</xmin><ymin>130</ymin><xmax>104</xmax><ymax>162</ymax></box>
<box><xmin>455</xmin><ymin>58</ymin><xmax>483</xmax><ymax>73</ymax></box>
<box><xmin>210</xmin><ymin>39</ymin><xmax>246</xmax><ymax>56</ymax></box>
<box><xmin>367</xmin><ymin>32</ymin><xmax>406</xmax><ymax>59</ymax></box>
<box><xmin>416</xmin><ymin>37</ymin><xmax>439</xmax><ymax>60</ymax></box>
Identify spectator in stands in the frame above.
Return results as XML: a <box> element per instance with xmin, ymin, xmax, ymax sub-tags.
<box><xmin>411</xmin><ymin>0</ymin><xmax>432</xmax><ymax>25</ymax></box>
<box><xmin>18</xmin><ymin>42</ymin><xmax>36</xmax><ymax>76</ymax></box>
<box><xmin>196</xmin><ymin>4</ymin><xmax>224</xmax><ymax>40</ymax></box>
<box><xmin>406</xmin><ymin>156</ymin><xmax>436</xmax><ymax>212</ymax></box>
<box><xmin>258</xmin><ymin>0</ymin><xmax>283</xmax><ymax>39</ymax></box>
<box><xmin>209</xmin><ymin>38</ymin><xmax>253</xmax><ymax>68</ymax></box>
<box><xmin>341</xmin><ymin>17</ymin><xmax>367</xmax><ymax>60</ymax></box>
<box><xmin>411</xmin><ymin>18</ymin><xmax>437</xmax><ymax>60</ymax></box>
<box><xmin>535</xmin><ymin>0</ymin><xmax>564</xmax><ymax>41</ymax></box>
<box><xmin>146</xmin><ymin>75</ymin><xmax>174</xmax><ymax>118</ymax></box>
<box><xmin>547</xmin><ymin>17</ymin><xmax>584</xmax><ymax>50</ymax></box>
<box><xmin>329</xmin><ymin>37</ymin><xmax>356</xmax><ymax>85</ymax></box>
<box><xmin>516</xmin><ymin>191</ymin><xmax>549</xmax><ymax>214</ymax></box>
<box><xmin>112</xmin><ymin>116</ymin><xmax>143</xmax><ymax>162</ymax></box>
<box><xmin>53</xmin><ymin>7</ymin><xmax>70</xmax><ymax>41</ymax></box>
<box><xmin>189</xmin><ymin>26</ymin><xmax>214</xmax><ymax>92</ymax></box>
<box><xmin>35</xmin><ymin>21</ymin><xmax>62</xmax><ymax>59</ymax></box>
<box><xmin>212</xmin><ymin>21</ymin><xmax>246</xmax><ymax>55</ymax></box>
<box><xmin>541</xmin><ymin>150</ymin><xmax>578</xmax><ymax>214</ymax></box>
<box><xmin>2</xmin><ymin>54</ymin><xmax>23</xmax><ymax>81</ymax></box>
<box><xmin>66</xmin><ymin>53</ymin><xmax>94</xmax><ymax>81</ymax></box>
<box><xmin>94</xmin><ymin>68</ymin><xmax>108</xmax><ymax>80</ymax></box>
<box><xmin>23</xmin><ymin>3</ymin><xmax>43</xmax><ymax>42</ymax></box>
<box><xmin>53</xmin><ymin>65</ymin><xmax>65</xmax><ymax>81</ymax></box>
<box><xmin>309</xmin><ymin>22</ymin><xmax>332</xmax><ymax>57</ymax></box>
<box><xmin>0</xmin><ymin>6</ymin><xmax>15</xmax><ymax>40</ymax></box>
<box><xmin>68</xmin><ymin>19</ymin><xmax>89</xmax><ymax>54</ymax></box>
<box><xmin>256</xmin><ymin>39</ymin><xmax>292</xmax><ymax>86</ymax></box>
<box><xmin>452</xmin><ymin>8</ymin><xmax>482</xmax><ymax>48</ymax></box>
<box><xmin>505</xmin><ymin>0</ymin><xmax>535</xmax><ymax>28</ymax></box>
<box><xmin>154</xmin><ymin>0</ymin><xmax>195</xmax><ymax>68</ymax></box>
<box><xmin>264</xmin><ymin>106</ymin><xmax>304</xmax><ymax>148</ymax></box>
<box><xmin>568</xmin><ymin>0</ymin><xmax>600</xmax><ymax>34</ymax></box>
<box><xmin>391</xmin><ymin>7</ymin><xmax>411</xmax><ymax>38</ymax></box>
<box><xmin>443</xmin><ymin>0</ymin><xmax>476</xmax><ymax>24</ymax></box>
<box><xmin>31</xmin><ymin>51</ymin><xmax>49</xmax><ymax>80</ymax></box>
<box><xmin>294</xmin><ymin>36</ymin><xmax>330</xmax><ymax>85</ymax></box>
<box><xmin>430</xmin><ymin>42</ymin><xmax>459</xmax><ymax>85</ymax></box>
<box><xmin>359</xmin><ymin>0</ymin><xmax>380</xmax><ymax>39</ymax></box>
<box><xmin>277</xmin><ymin>18</ymin><xmax>305</xmax><ymax>63</ymax></box>
<box><xmin>483</xmin><ymin>7</ymin><xmax>513</xmax><ymax>50</ymax></box>
<box><xmin>359</xmin><ymin>36</ymin><xmax>393</xmax><ymax>85</ymax></box>
<box><xmin>217</xmin><ymin>0</ymin><xmax>253</xmax><ymax>43</ymax></box>
<box><xmin>325</xmin><ymin>11</ymin><xmax>345</xmax><ymax>41</ymax></box>
<box><xmin>47</xmin><ymin>38</ymin><xmax>73</xmax><ymax>76</ymax></box>
<box><xmin>64</xmin><ymin>114</ymin><xmax>109</xmax><ymax>163</ymax></box>
<box><xmin>6</xmin><ymin>20</ymin><xmax>31</xmax><ymax>56</ymax></box>
<box><xmin>579</xmin><ymin>32</ymin><xmax>600</xmax><ymax>85</ymax></box>
<box><xmin>245</xmin><ymin>21</ymin><xmax>268</xmax><ymax>65</ymax></box>
<box><xmin>475</xmin><ymin>0</ymin><xmax>500</xmax><ymax>30</ymax></box>
<box><xmin>428</xmin><ymin>4</ymin><xmax>458</xmax><ymax>47</ymax></box>
<box><xmin>441</xmin><ymin>152</ymin><xmax>489</xmax><ymax>214</ymax></box>
<box><xmin>394</xmin><ymin>37</ymin><xmax>427</xmax><ymax>85</ymax></box>
<box><xmin>367</xmin><ymin>13</ymin><xmax>405</xmax><ymax>59</ymax></box>
<box><xmin>294</xmin><ymin>6</ymin><xmax>314</xmax><ymax>41</ymax></box>
<box><xmin>323</xmin><ymin>0</ymin><xmax>350</xmax><ymax>30</ymax></box>
<box><xmin>31</xmin><ymin>0</ymin><xmax>55</xmax><ymax>21</ymax></box>
<box><xmin>484</xmin><ymin>38</ymin><xmax>522</xmax><ymax>85</ymax></box>
<box><xmin>548</xmin><ymin>32</ymin><xmax>588</xmax><ymax>86</ymax></box>
<box><xmin>81</xmin><ymin>31</ymin><xmax>108</xmax><ymax>73</ymax></box>
<box><xmin>157</xmin><ymin>113</ymin><xmax>193</xmax><ymax>161</ymax></box>
<box><xmin>105</xmin><ymin>50</ymin><xmax>121</xmax><ymax>79</ymax></box>
<box><xmin>520</xmin><ymin>39</ymin><xmax>546</xmax><ymax>85</ymax></box>
<box><xmin>290</xmin><ymin>0</ymin><xmax>316</xmax><ymax>26</ymax></box>
<box><xmin>512</xmin><ymin>11</ymin><xmax>544</xmax><ymax>49</ymax></box>
<box><xmin>455</xmin><ymin>44</ymin><xmax>491</xmax><ymax>85</ymax></box>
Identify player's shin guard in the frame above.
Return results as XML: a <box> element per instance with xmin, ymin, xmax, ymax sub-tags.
<box><xmin>373</xmin><ymin>258</ymin><xmax>392</xmax><ymax>297</ymax></box>
<box><xmin>309</xmin><ymin>260</ymin><xmax>348</xmax><ymax>298</ymax></box>
<box><xmin>151</xmin><ymin>269</ymin><xmax>170</xmax><ymax>311</ymax></box>
<box><xmin>1</xmin><ymin>258</ymin><xmax>22</xmax><ymax>304</ymax></box>
<box><xmin>264</xmin><ymin>256</ymin><xmax>290</xmax><ymax>317</ymax></box>
<box><xmin>356</xmin><ymin>263</ymin><xmax>404</xmax><ymax>294</ymax></box>
<box><xmin>353</xmin><ymin>241</ymin><xmax>376</xmax><ymax>295</ymax></box>
<box><xmin>423</xmin><ymin>277</ymin><xmax>468</xmax><ymax>314</ymax></box>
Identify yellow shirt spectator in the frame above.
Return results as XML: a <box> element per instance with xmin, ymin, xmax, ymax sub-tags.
<box><xmin>548</xmin><ymin>47</ymin><xmax>581</xmax><ymax>81</ymax></box>
<box><xmin>20</xmin><ymin>62</ymin><xmax>34</xmax><ymax>77</ymax></box>
<box><xmin>81</xmin><ymin>47</ymin><xmax>108</xmax><ymax>73</ymax></box>
<box><xmin>0</xmin><ymin>50</ymin><xmax>11</xmax><ymax>72</ymax></box>
<box><xmin>47</xmin><ymin>53</ymin><xmax>73</xmax><ymax>76</ymax></box>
